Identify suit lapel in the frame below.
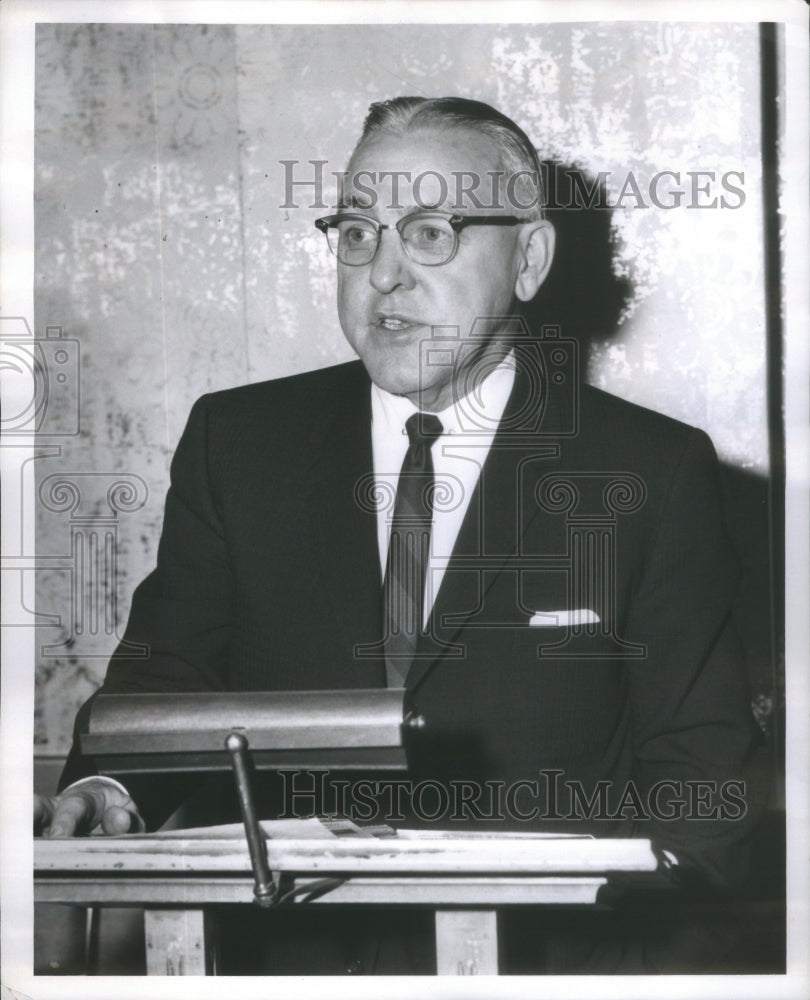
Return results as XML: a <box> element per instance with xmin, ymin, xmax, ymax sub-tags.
<box><xmin>408</xmin><ymin>349</ymin><xmax>573</xmax><ymax>693</ymax></box>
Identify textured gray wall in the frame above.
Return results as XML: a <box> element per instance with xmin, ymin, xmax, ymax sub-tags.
<box><xmin>34</xmin><ymin>22</ymin><xmax>770</xmax><ymax>758</ymax></box>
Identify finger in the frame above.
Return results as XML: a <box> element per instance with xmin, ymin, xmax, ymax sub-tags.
<box><xmin>33</xmin><ymin>794</ymin><xmax>54</xmax><ymax>835</ymax></box>
<box><xmin>47</xmin><ymin>793</ymin><xmax>96</xmax><ymax>839</ymax></box>
<box><xmin>100</xmin><ymin>805</ymin><xmax>140</xmax><ymax>835</ymax></box>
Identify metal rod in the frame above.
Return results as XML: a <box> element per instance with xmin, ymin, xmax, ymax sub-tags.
<box><xmin>225</xmin><ymin>731</ymin><xmax>277</xmax><ymax>906</ymax></box>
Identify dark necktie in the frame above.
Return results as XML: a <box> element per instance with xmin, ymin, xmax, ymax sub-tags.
<box><xmin>383</xmin><ymin>412</ymin><xmax>443</xmax><ymax>686</ymax></box>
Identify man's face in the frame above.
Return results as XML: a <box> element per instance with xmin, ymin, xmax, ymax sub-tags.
<box><xmin>336</xmin><ymin>127</ymin><xmax>552</xmax><ymax>412</ymax></box>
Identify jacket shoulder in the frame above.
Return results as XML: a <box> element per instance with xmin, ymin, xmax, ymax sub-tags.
<box><xmin>172</xmin><ymin>360</ymin><xmax>369</xmax><ymax>474</ymax></box>
<box><xmin>199</xmin><ymin>360</ymin><xmax>369</xmax><ymax>417</ymax></box>
<box><xmin>578</xmin><ymin>383</ymin><xmax>712</xmax><ymax>458</ymax></box>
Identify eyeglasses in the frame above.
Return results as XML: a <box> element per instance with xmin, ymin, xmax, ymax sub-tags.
<box><xmin>314</xmin><ymin>211</ymin><xmax>525</xmax><ymax>267</ymax></box>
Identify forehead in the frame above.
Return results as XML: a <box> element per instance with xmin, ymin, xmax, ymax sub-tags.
<box><xmin>344</xmin><ymin>126</ymin><xmax>506</xmax><ymax>212</ymax></box>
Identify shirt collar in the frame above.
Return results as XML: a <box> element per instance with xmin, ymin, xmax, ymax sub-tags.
<box><xmin>371</xmin><ymin>350</ymin><xmax>517</xmax><ymax>438</ymax></box>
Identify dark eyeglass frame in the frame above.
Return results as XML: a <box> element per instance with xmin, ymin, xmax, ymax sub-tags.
<box><xmin>314</xmin><ymin>211</ymin><xmax>526</xmax><ymax>267</ymax></box>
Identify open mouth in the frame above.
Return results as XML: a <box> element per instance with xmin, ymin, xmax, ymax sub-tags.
<box><xmin>377</xmin><ymin>315</ymin><xmax>422</xmax><ymax>331</ymax></box>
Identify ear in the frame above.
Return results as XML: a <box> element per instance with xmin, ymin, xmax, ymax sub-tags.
<box><xmin>514</xmin><ymin>220</ymin><xmax>555</xmax><ymax>302</ymax></box>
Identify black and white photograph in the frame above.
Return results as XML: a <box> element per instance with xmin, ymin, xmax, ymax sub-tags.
<box><xmin>1</xmin><ymin>1</ymin><xmax>808</xmax><ymax>997</ymax></box>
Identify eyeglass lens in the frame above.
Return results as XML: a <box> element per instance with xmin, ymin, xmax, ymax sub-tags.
<box><xmin>328</xmin><ymin>215</ymin><xmax>457</xmax><ymax>265</ymax></box>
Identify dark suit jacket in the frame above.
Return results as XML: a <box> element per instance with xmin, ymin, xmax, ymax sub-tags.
<box><xmin>62</xmin><ymin>355</ymin><xmax>765</xmax><ymax>902</ymax></box>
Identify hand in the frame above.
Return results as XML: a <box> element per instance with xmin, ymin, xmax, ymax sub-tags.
<box><xmin>34</xmin><ymin>778</ymin><xmax>145</xmax><ymax>838</ymax></box>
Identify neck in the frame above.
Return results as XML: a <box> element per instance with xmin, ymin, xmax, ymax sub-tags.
<box><xmin>401</xmin><ymin>339</ymin><xmax>513</xmax><ymax>412</ymax></box>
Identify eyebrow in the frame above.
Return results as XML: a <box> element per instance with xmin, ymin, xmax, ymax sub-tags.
<box><xmin>339</xmin><ymin>195</ymin><xmax>450</xmax><ymax>215</ymax></box>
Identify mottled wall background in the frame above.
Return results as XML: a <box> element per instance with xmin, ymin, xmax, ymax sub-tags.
<box><xmin>34</xmin><ymin>22</ymin><xmax>772</xmax><ymax>761</ymax></box>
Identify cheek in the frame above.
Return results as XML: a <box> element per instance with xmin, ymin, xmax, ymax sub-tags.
<box><xmin>480</xmin><ymin>265</ymin><xmax>519</xmax><ymax>315</ymax></box>
<box><xmin>447</xmin><ymin>245</ymin><xmax>518</xmax><ymax>312</ymax></box>
<box><xmin>440</xmin><ymin>272</ymin><xmax>515</xmax><ymax>325</ymax></box>
<box><xmin>337</xmin><ymin>272</ymin><xmax>362</xmax><ymax>327</ymax></box>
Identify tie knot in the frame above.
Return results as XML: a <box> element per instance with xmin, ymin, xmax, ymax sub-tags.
<box><xmin>405</xmin><ymin>412</ymin><xmax>443</xmax><ymax>447</ymax></box>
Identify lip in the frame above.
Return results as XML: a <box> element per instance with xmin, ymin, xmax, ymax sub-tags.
<box><xmin>374</xmin><ymin>313</ymin><xmax>425</xmax><ymax>329</ymax></box>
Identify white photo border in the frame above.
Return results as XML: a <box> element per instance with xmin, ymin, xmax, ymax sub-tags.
<box><xmin>1</xmin><ymin>2</ymin><xmax>807</xmax><ymax>998</ymax></box>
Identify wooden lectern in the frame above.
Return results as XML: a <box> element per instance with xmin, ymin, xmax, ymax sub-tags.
<box><xmin>35</xmin><ymin>828</ymin><xmax>659</xmax><ymax>975</ymax></box>
<box><xmin>35</xmin><ymin>690</ymin><xmax>662</xmax><ymax>975</ymax></box>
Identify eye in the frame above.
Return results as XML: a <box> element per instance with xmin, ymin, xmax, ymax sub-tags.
<box><xmin>421</xmin><ymin>226</ymin><xmax>445</xmax><ymax>243</ymax></box>
<box><xmin>404</xmin><ymin>218</ymin><xmax>455</xmax><ymax>254</ymax></box>
<box><xmin>340</xmin><ymin>221</ymin><xmax>376</xmax><ymax>245</ymax></box>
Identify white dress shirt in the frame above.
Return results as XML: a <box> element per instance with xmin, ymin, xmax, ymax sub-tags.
<box><xmin>371</xmin><ymin>352</ymin><xmax>517</xmax><ymax>624</ymax></box>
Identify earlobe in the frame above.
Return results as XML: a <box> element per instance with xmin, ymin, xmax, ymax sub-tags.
<box><xmin>514</xmin><ymin>221</ymin><xmax>555</xmax><ymax>302</ymax></box>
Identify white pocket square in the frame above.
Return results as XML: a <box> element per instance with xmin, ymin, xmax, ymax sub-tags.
<box><xmin>529</xmin><ymin>609</ymin><xmax>600</xmax><ymax>627</ymax></box>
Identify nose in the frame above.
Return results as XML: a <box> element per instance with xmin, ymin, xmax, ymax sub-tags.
<box><xmin>369</xmin><ymin>229</ymin><xmax>416</xmax><ymax>294</ymax></box>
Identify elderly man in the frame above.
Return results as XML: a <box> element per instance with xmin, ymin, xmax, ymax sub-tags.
<box><xmin>35</xmin><ymin>97</ymin><xmax>765</xmax><ymax>973</ymax></box>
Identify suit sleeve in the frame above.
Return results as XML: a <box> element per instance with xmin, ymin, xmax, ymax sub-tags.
<box><xmin>59</xmin><ymin>395</ymin><xmax>234</xmax><ymax>825</ymax></box>
<box><xmin>623</xmin><ymin>428</ymin><xmax>769</xmax><ymax>892</ymax></box>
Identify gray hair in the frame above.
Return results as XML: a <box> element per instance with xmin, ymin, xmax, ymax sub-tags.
<box><xmin>351</xmin><ymin>96</ymin><xmax>545</xmax><ymax>220</ymax></box>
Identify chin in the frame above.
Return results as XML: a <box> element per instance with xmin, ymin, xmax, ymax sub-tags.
<box><xmin>366</xmin><ymin>368</ymin><xmax>419</xmax><ymax>398</ymax></box>
<box><xmin>356</xmin><ymin>348</ymin><xmax>418</xmax><ymax>397</ymax></box>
